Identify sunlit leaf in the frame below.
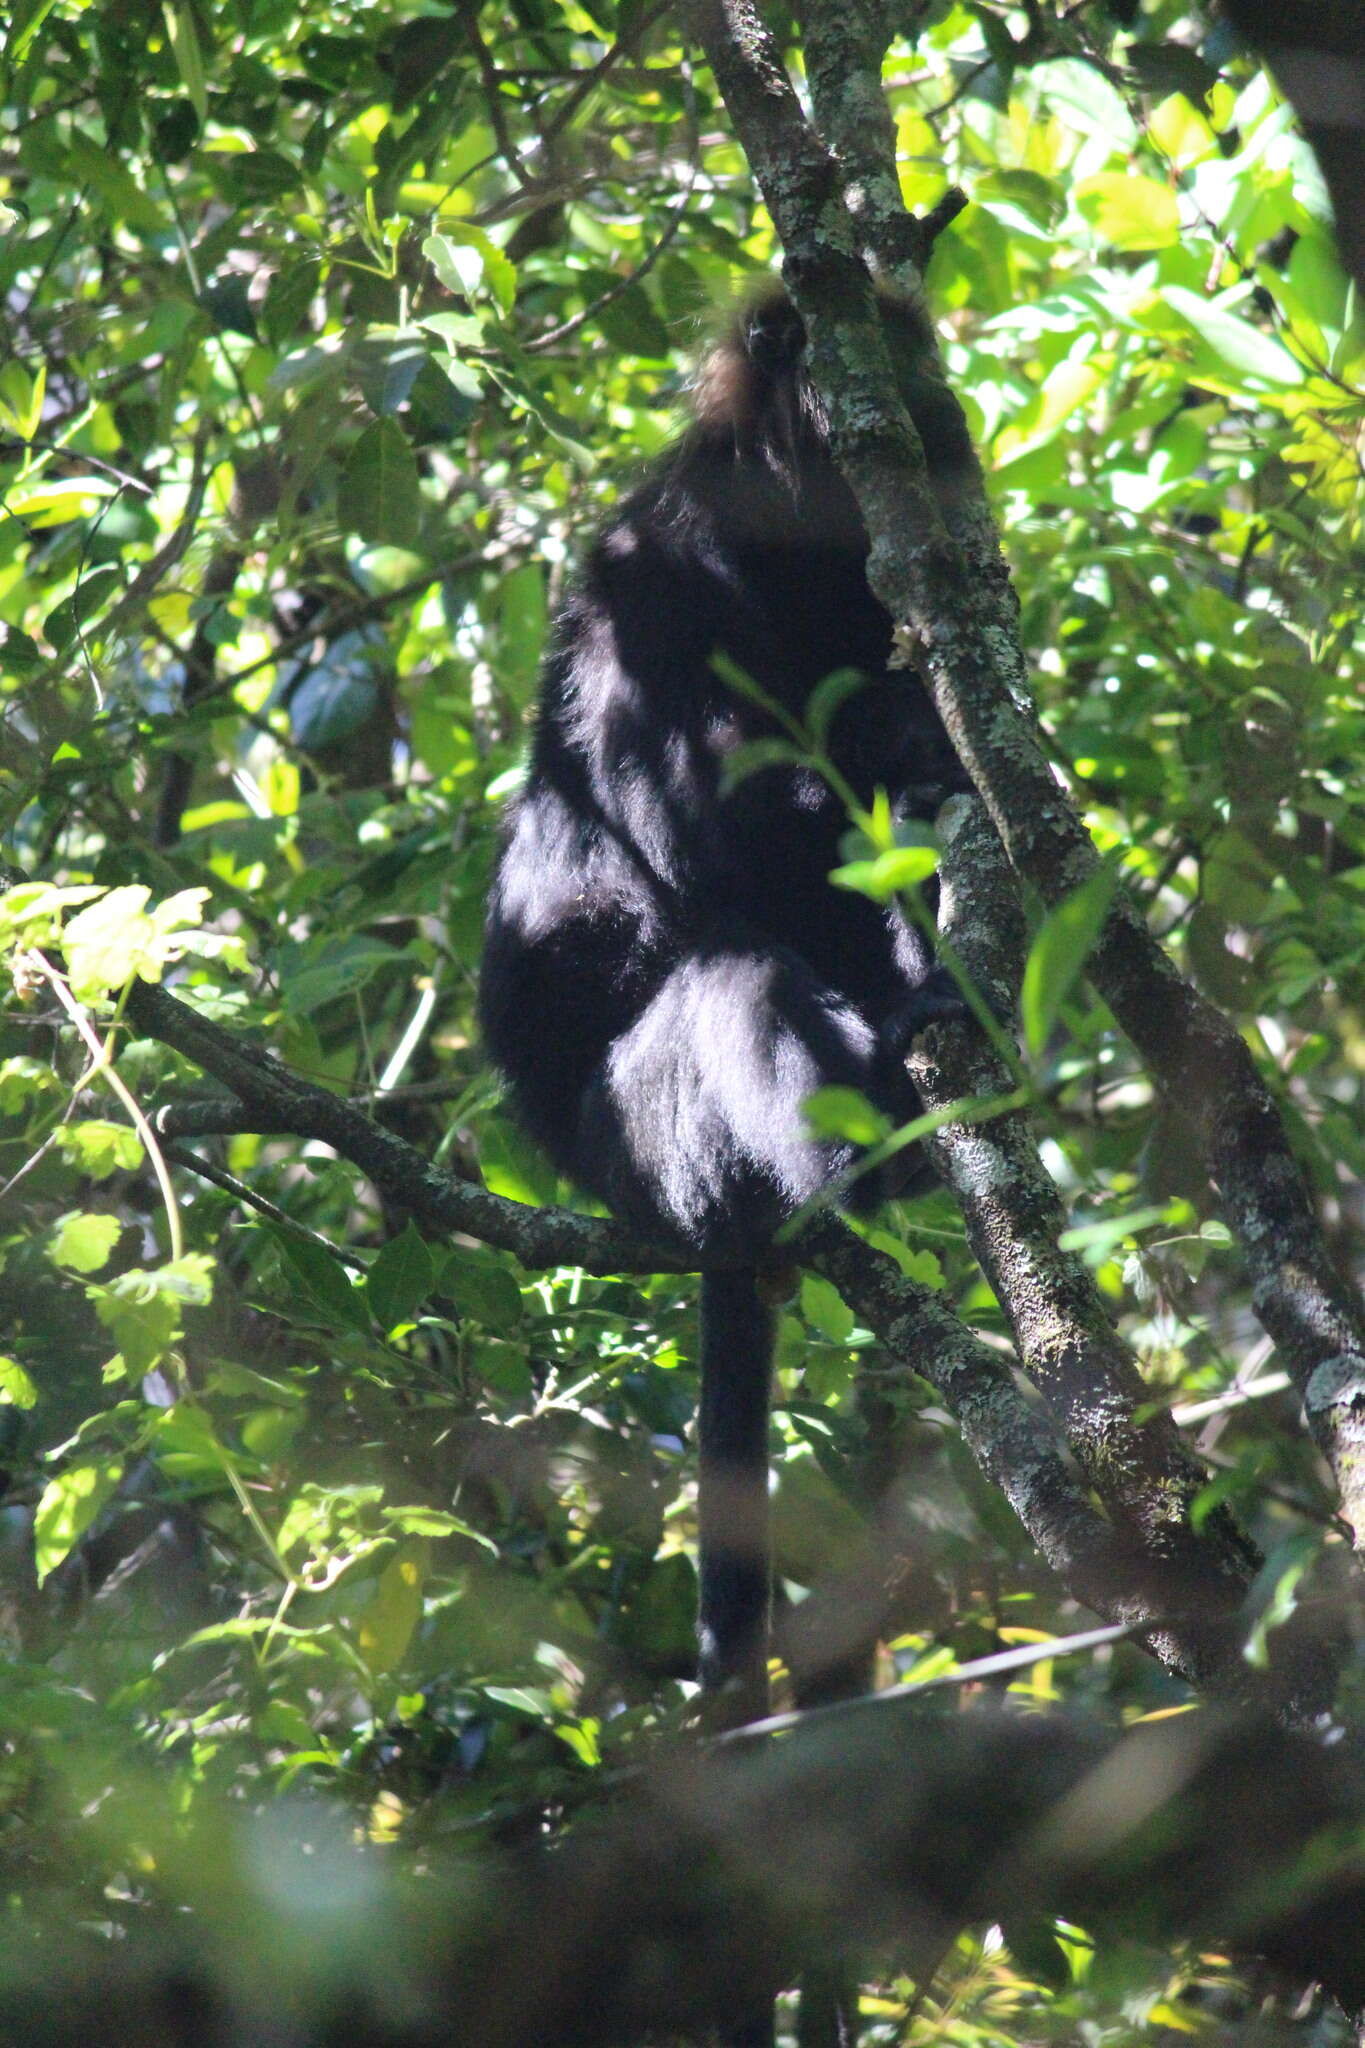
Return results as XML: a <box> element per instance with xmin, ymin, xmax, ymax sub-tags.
<box><xmin>356</xmin><ymin>1539</ymin><xmax>429</xmax><ymax>1675</ymax></box>
<box><xmin>1075</xmin><ymin>174</ymin><xmax>1179</xmax><ymax>251</ymax></box>
<box><xmin>0</xmin><ymin>1358</ymin><xmax>38</xmax><ymax>1409</ymax></box>
<box><xmin>48</xmin><ymin>1211</ymin><xmax>121</xmax><ymax>1274</ymax></box>
<box><xmin>35</xmin><ymin>1457</ymin><xmax>124</xmax><ymax>1583</ymax></box>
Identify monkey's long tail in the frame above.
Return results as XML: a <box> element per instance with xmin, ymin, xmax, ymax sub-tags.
<box><xmin>698</xmin><ymin>1267</ymin><xmax>778</xmax><ymax>2048</ymax></box>
<box><xmin>697</xmin><ymin>1268</ymin><xmax>775</xmax><ymax>1723</ymax></box>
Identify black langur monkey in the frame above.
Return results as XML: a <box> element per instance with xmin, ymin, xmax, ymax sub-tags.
<box><xmin>480</xmin><ymin>285</ymin><xmax>973</xmax><ymax>1735</ymax></box>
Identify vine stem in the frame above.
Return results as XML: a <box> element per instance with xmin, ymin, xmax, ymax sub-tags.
<box><xmin>26</xmin><ymin>953</ymin><xmax>184</xmax><ymax>1265</ymax></box>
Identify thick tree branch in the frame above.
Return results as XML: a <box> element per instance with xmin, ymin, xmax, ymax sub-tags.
<box><xmin>801</xmin><ymin>0</ymin><xmax>966</xmax><ymax>272</ymax></box>
<box><xmin>0</xmin><ymin>856</ymin><xmax>1323</xmax><ymax>1702</ymax></box>
<box><xmin>121</xmin><ymin>977</ymin><xmax>690</xmax><ymax>1277</ymax></box>
<box><xmin>681</xmin><ymin>0</ymin><xmax>1365</xmax><ymax>1546</ymax></box>
<box><xmin>799</xmin><ymin>1213</ymin><xmax>1289</xmax><ymax>1703</ymax></box>
<box><xmin>135</xmin><ymin>973</ymin><xmax>1255</xmax><ymax>1685</ymax></box>
<box><xmin>126</xmin><ymin>975</ymin><xmax>1131</xmax><ymax>1630</ymax></box>
<box><xmin>906</xmin><ymin>801</ymin><xmax>1356</xmax><ymax>1712</ymax></box>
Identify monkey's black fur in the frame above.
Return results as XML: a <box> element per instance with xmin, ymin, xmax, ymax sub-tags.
<box><xmin>482</xmin><ymin>289</ymin><xmax>973</xmax><ymax>1257</ymax></box>
<box><xmin>482</xmin><ymin>284</ymin><xmax>973</xmax><ymax>2046</ymax></box>
<box><xmin>482</xmin><ymin>282</ymin><xmax>973</xmax><ymax>1634</ymax></box>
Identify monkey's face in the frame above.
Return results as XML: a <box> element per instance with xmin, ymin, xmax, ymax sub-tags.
<box><xmin>694</xmin><ymin>283</ymin><xmax>975</xmax><ymax>498</ymax></box>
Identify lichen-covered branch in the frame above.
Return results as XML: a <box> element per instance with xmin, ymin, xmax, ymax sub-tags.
<box><xmin>898</xmin><ymin>801</ymin><xmax>1341</xmax><ymax>1702</ymax></box>
<box><xmin>121</xmin><ymin>976</ymin><xmax>688</xmax><ymax>1277</ymax></box>
<box><xmin>120</xmin><ymin>967</ymin><xmax>1116</xmax><ymax>1634</ymax></box>
<box><xmin>797</xmin><ymin>1214</ymin><xmax>1293</xmax><ymax>1702</ymax></box>
<box><xmin>801</xmin><ymin>0</ymin><xmax>966</xmax><ymax>273</ymax></box>
<box><xmin>916</xmin><ymin>805</ymin><xmax>1254</xmax><ymax>1556</ymax></box>
<box><xmin>132</xmin><ymin>957</ymin><xmax>1310</xmax><ymax>1692</ymax></box>
<box><xmin>91</xmin><ymin>943</ymin><xmax>1274</xmax><ymax>1689</ymax></box>
<box><xmin>681</xmin><ymin>0</ymin><xmax>1365</xmax><ymax>1545</ymax></box>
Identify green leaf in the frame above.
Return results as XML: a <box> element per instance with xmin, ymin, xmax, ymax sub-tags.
<box><xmin>204</xmin><ymin>1360</ymin><xmax>304</xmax><ymax>1404</ymax></box>
<box><xmin>439</xmin><ymin>1249</ymin><xmax>524</xmax><ymax>1332</ymax></box>
<box><xmin>5</xmin><ymin>0</ymin><xmax>62</xmax><ymax>66</ymax></box>
<box><xmin>554</xmin><ymin>1719</ymin><xmax>602</xmax><ymax>1767</ymax></box>
<box><xmin>974</xmin><ymin>169</ymin><xmax>1065</xmax><ymax>230</ymax></box>
<box><xmin>257</xmin><ymin>1699</ymin><xmax>321</xmax><ymax>1752</ymax></box>
<box><xmin>88</xmin><ymin>1260</ymin><xmax>212</xmax><ymax>1376</ymax></box>
<box><xmin>1057</xmin><ymin>1206</ymin><xmax>1167</xmax><ymax>1263</ymax></box>
<box><xmin>6</xmin><ymin>476</ymin><xmax>117</xmax><ymax>524</ymax></box>
<box><xmin>718</xmin><ymin>739</ymin><xmax>811</xmax><ymax>794</ymax></box>
<box><xmin>261</xmin><ymin>259</ymin><xmax>322</xmax><ymax>347</ymax></box>
<box><xmin>240</xmin><ymin>1407</ymin><xmax>302</xmax><ymax>1460</ymax></box>
<box><xmin>34</xmin><ymin>1456</ymin><xmax>124</xmax><ymax>1583</ymax></box>
<box><xmin>149</xmin><ymin>1401</ymin><xmax>230</xmax><ymax>1484</ymax></box>
<box><xmin>416</xmin><ymin>312</ymin><xmax>487</xmax><ymax>352</ymax></box>
<box><xmin>44</xmin><ymin>564</ymin><xmax>122</xmax><ymax>650</ymax></box>
<box><xmin>367</xmin><ymin>1223</ymin><xmax>435</xmax><ymax>1331</ymax></box>
<box><xmin>830</xmin><ymin>846</ymin><xmax>939</xmax><ymax>901</ymax></box>
<box><xmin>62</xmin><ymin>883</ymin><xmax>211</xmax><ymax>999</ymax></box>
<box><xmin>802</xmin><ymin>1086</ymin><xmax>889</xmax><ymax>1146</ymax></box>
<box><xmin>805</xmin><ymin>668</ymin><xmax>867</xmax><ymax>747</ymax></box>
<box><xmin>591</xmin><ymin>280</ymin><xmax>671</xmax><ymax>359</ymax></box>
<box><xmin>1203</xmin><ymin>827</ymin><xmax>1273</xmax><ymax>922</ymax></box>
<box><xmin>56</xmin><ymin>1121</ymin><xmax>142</xmax><ymax>1180</ymax></box>
<box><xmin>64</xmin><ymin>131</ymin><xmax>165</xmax><ymax>234</ymax></box>
<box><xmin>98</xmin><ymin>1259</ymin><xmax>210</xmax><ymax>1371</ymax></box>
<box><xmin>0</xmin><ymin>625</ymin><xmax>42</xmax><ymax>675</ymax></box>
<box><xmin>0</xmin><ymin>360</ymin><xmax>45</xmax><ymax>442</ymax></box>
<box><xmin>352</xmin><ymin>329</ymin><xmax>428</xmax><ymax>417</ymax></box>
<box><xmin>385</xmin><ymin>1505</ymin><xmax>495</xmax><ymax>1550</ymax></box>
<box><xmin>1020</xmin><ymin>869</ymin><xmax>1119</xmax><ymax>1060</ymax></box>
<box><xmin>0</xmin><ymin>1056</ymin><xmax>60</xmax><ymax>1113</ymax></box>
<box><xmin>423</xmin><ymin>226</ymin><xmax>516</xmax><ymax>314</ymax></box>
<box><xmin>1160</xmin><ymin>285</ymin><xmax>1303</xmax><ymax>388</ymax></box>
<box><xmin>1074</xmin><ymin>175</ymin><xmax>1179</xmax><ymax>251</ymax></box>
<box><xmin>619</xmin><ymin>1552</ymin><xmax>696</xmax><ymax>1669</ymax></box>
<box><xmin>477</xmin><ymin>1115</ymin><xmax>559</xmax><ymax>1208</ymax></box>
<box><xmin>0</xmin><ymin>1358</ymin><xmax>38</xmax><ymax>1409</ymax></box>
<box><xmin>356</xmin><ymin>1538</ymin><xmax>428</xmax><ymax>1675</ymax></box>
<box><xmin>865</xmin><ymin>1228</ymin><xmax>943</xmax><ymax>1288</ymax></box>
<box><xmin>48</xmin><ymin>1211</ymin><xmax>121</xmax><ymax>1274</ymax></box>
<box><xmin>1243</xmin><ymin>1532</ymin><xmax>1320</xmax><ymax>1668</ymax></box>
<box><xmin>162</xmin><ymin>0</ymin><xmax>208</xmax><ymax>123</ymax></box>
<box><xmin>211</xmin><ymin>151</ymin><xmax>302</xmax><ymax>203</ymax></box>
<box><xmin>269</xmin><ymin>1227</ymin><xmax>371</xmax><ymax>1333</ymax></box>
<box><xmin>62</xmin><ymin>884</ymin><xmax>154</xmax><ymax>998</ymax></box>
<box><xmin>337</xmin><ymin>419</ymin><xmax>423</xmax><ymax>549</ymax></box>
<box><xmin>801</xmin><ymin>1274</ymin><xmax>855</xmax><ymax>1343</ymax></box>
<box><xmin>1031</xmin><ymin>59</ymin><xmax>1137</xmax><ymax>148</ymax></box>
<box><xmin>1287</xmin><ymin>233</ymin><xmax>1350</xmax><ymax>337</ymax></box>
<box><xmin>277</xmin><ymin>934</ymin><xmax>404</xmax><ymax>1015</ymax></box>
<box><xmin>479</xmin><ymin>1685</ymin><xmax>551</xmax><ymax>1719</ymax></box>
<box><xmin>497</xmin><ymin>562</ymin><xmax>547</xmax><ymax>703</ymax></box>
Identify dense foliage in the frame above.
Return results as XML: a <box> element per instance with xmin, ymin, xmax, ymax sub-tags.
<box><xmin>0</xmin><ymin>0</ymin><xmax>1362</xmax><ymax>2037</ymax></box>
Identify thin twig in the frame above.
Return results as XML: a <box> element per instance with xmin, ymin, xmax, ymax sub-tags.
<box><xmin>716</xmin><ymin>1619</ymin><xmax>1146</xmax><ymax>1744</ymax></box>
<box><xmin>162</xmin><ymin>1143</ymin><xmax>369</xmax><ymax>1271</ymax></box>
